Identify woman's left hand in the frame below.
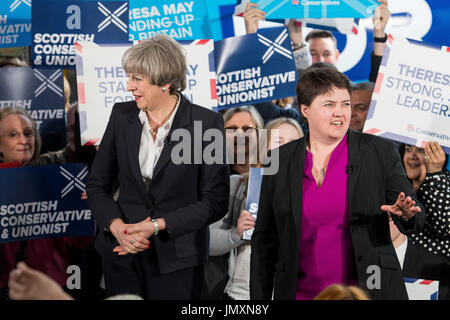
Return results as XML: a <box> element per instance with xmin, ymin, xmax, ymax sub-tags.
<box><xmin>380</xmin><ymin>192</ymin><xmax>421</xmax><ymax>220</ymax></box>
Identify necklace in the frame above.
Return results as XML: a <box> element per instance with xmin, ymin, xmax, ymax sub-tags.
<box><xmin>147</xmin><ymin>94</ymin><xmax>179</xmax><ymax>136</ymax></box>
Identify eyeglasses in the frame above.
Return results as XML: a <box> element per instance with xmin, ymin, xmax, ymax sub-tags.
<box><xmin>225</xmin><ymin>125</ymin><xmax>256</xmax><ymax>133</ymax></box>
<box><xmin>0</xmin><ymin>130</ymin><xmax>35</xmax><ymax>140</ymax></box>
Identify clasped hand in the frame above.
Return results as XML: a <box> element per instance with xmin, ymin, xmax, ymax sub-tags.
<box><xmin>110</xmin><ymin>217</ymin><xmax>153</xmax><ymax>255</ymax></box>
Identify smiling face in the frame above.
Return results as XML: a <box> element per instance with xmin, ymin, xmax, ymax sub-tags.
<box><xmin>225</xmin><ymin>111</ymin><xmax>258</xmax><ymax>166</ymax></box>
<box><xmin>126</xmin><ymin>73</ymin><xmax>167</xmax><ymax>111</ymax></box>
<box><xmin>0</xmin><ymin>114</ymin><xmax>35</xmax><ymax>164</ymax></box>
<box><xmin>308</xmin><ymin>37</ymin><xmax>339</xmax><ymax>65</ymax></box>
<box><xmin>403</xmin><ymin>145</ymin><xmax>426</xmax><ymax>181</ymax></box>
<box><xmin>301</xmin><ymin>87</ymin><xmax>351</xmax><ymax>142</ymax></box>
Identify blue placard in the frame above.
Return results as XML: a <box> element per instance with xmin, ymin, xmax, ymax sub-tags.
<box><xmin>0</xmin><ymin>164</ymin><xmax>95</xmax><ymax>243</ymax></box>
<box><xmin>242</xmin><ymin>0</ymin><xmax>378</xmax><ymax>19</ymax></box>
<box><xmin>32</xmin><ymin>0</ymin><xmax>130</xmax><ymax>69</ymax></box>
<box><xmin>0</xmin><ymin>67</ymin><xmax>65</xmax><ymax>136</ymax></box>
<box><xmin>214</xmin><ymin>27</ymin><xmax>297</xmax><ymax>110</ymax></box>
<box><xmin>243</xmin><ymin>167</ymin><xmax>264</xmax><ymax>240</ymax></box>
<box><xmin>129</xmin><ymin>0</ymin><xmax>212</xmax><ymax>41</ymax></box>
<box><xmin>0</xmin><ymin>0</ymin><xmax>31</xmax><ymax>48</ymax></box>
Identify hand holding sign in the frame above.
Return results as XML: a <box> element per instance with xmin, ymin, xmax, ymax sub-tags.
<box><xmin>243</xmin><ymin>2</ymin><xmax>265</xmax><ymax>34</ymax></box>
<box><xmin>237</xmin><ymin>209</ymin><xmax>256</xmax><ymax>239</ymax></box>
<box><xmin>424</xmin><ymin>142</ymin><xmax>446</xmax><ymax>173</ymax></box>
<box><xmin>381</xmin><ymin>192</ymin><xmax>422</xmax><ymax>220</ymax></box>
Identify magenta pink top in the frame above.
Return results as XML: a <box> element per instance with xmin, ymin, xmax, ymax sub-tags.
<box><xmin>296</xmin><ymin>135</ymin><xmax>358</xmax><ymax>300</ymax></box>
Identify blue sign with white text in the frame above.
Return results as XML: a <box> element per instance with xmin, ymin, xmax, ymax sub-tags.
<box><xmin>129</xmin><ymin>0</ymin><xmax>212</xmax><ymax>41</ymax></box>
<box><xmin>32</xmin><ymin>0</ymin><xmax>130</xmax><ymax>69</ymax></box>
<box><xmin>245</xmin><ymin>0</ymin><xmax>378</xmax><ymax>19</ymax></box>
<box><xmin>214</xmin><ymin>27</ymin><xmax>297</xmax><ymax>110</ymax></box>
<box><xmin>0</xmin><ymin>0</ymin><xmax>31</xmax><ymax>48</ymax></box>
<box><xmin>0</xmin><ymin>164</ymin><xmax>95</xmax><ymax>243</ymax></box>
<box><xmin>0</xmin><ymin>67</ymin><xmax>65</xmax><ymax>136</ymax></box>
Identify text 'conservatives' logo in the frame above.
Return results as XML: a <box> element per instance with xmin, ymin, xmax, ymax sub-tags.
<box><xmin>60</xmin><ymin>166</ymin><xmax>88</xmax><ymax>198</ymax></box>
<box><xmin>97</xmin><ymin>2</ymin><xmax>128</xmax><ymax>33</ymax></box>
<box><xmin>257</xmin><ymin>29</ymin><xmax>292</xmax><ymax>64</ymax></box>
<box><xmin>33</xmin><ymin>70</ymin><xmax>64</xmax><ymax>98</ymax></box>
<box><xmin>10</xmin><ymin>0</ymin><xmax>31</xmax><ymax>13</ymax></box>
<box><xmin>406</xmin><ymin>124</ymin><xmax>415</xmax><ymax>132</ymax></box>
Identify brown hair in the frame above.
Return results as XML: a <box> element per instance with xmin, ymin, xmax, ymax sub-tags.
<box><xmin>305</xmin><ymin>29</ymin><xmax>337</xmax><ymax>49</ymax></box>
<box><xmin>314</xmin><ymin>284</ymin><xmax>370</xmax><ymax>300</ymax></box>
<box><xmin>296</xmin><ymin>65</ymin><xmax>351</xmax><ymax>122</ymax></box>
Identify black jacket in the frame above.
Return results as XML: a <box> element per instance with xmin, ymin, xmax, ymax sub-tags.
<box><xmin>87</xmin><ymin>95</ymin><xmax>229</xmax><ymax>274</ymax></box>
<box><xmin>250</xmin><ymin>130</ymin><xmax>426</xmax><ymax>300</ymax></box>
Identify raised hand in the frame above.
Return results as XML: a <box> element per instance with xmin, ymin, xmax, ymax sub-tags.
<box><xmin>424</xmin><ymin>141</ymin><xmax>446</xmax><ymax>174</ymax></box>
<box><xmin>380</xmin><ymin>192</ymin><xmax>421</xmax><ymax>220</ymax></box>
<box><xmin>243</xmin><ymin>2</ymin><xmax>265</xmax><ymax>34</ymax></box>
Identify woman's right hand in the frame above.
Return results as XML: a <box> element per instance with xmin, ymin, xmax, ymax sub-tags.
<box><xmin>237</xmin><ymin>210</ymin><xmax>256</xmax><ymax>238</ymax></box>
<box><xmin>109</xmin><ymin>218</ymin><xmax>150</xmax><ymax>255</ymax></box>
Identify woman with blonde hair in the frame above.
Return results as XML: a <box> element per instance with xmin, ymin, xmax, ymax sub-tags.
<box><xmin>314</xmin><ymin>284</ymin><xmax>370</xmax><ymax>300</ymax></box>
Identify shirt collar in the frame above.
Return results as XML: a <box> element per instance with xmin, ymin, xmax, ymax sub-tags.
<box><xmin>138</xmin><ymin>93</ymin><xmax>181</xmax><ymax>137</ymax></box>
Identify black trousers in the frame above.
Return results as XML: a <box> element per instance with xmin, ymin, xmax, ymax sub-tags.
<box><xmin>102</xmin><ymin>244</ymin><xmax>204</xmax><ymax>300</ymax></box>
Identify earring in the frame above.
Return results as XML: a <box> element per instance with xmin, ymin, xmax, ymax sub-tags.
<box><xmin>162</xmin><ymin>87</ymin><xmax>167</xmax><ymax>92</ymax></box>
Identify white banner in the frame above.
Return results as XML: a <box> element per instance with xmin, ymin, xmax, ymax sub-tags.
<box><xmin>75</xmin><ymin>40</ymin><xmax>217</xmax><ymax>146</ymax></box>
<box><xmin>363</xmin><ymin>35</ymin><xmax>450</xmax><ymax>154</ymax></box>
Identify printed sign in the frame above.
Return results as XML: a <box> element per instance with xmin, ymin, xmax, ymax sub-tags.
<box><xmin>234</xmin><ymin>0</ymin><xmax>378</xmax><ymax>19</ymax></box>
<box><xmin>0</xmin><ymin>164</ymin><xmax>95</xmax><ymax>243</ymax></box>
<box><xmin>129</xmin><ymin>0</ymin><xmax>212</xmax><ymax>41</ymax></box>
<box><xmin>404</xmin><ymin>277</ymin><xmax>439</xmax><ymax>300</ymax></box>
<box><xmin>0</xmin><ymin>0</ymin><xmax>31</xmax><ymax>48</ymax></box>
<box><xmin>243</xmin><ymin>167</ymin><xmax>264</xmax><ymax>240</ymax></box>
<box><xmin>75</xmin><ymin>39</ymin><xmax>217</xmax><ymax>146</ymax></box>
<box><xmin>215</xmin><ymin>27</ymin><xmax>297</xmax><ymax>110</ymax></box>
<box><xmin>363</xmin><ymin>35</ymin><xmax>450</xmax><ymax>154</ymax></box>
<box><xmin>32</xmin><ymin>0</ymin><xmax>130</xmax><ymax>69</ymax></box>
<box><xmin>0</xmin><ymin>67</ymin><xmax>65</xmax><ymax>136</ymax></box>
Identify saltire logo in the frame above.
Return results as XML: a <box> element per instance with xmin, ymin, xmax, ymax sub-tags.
<box><xmin>33</xmin><ymin>70</ymin><xmax>64</xmax><ymax>98</ymax></box>
<box><xmin>10</xmin><ymin>0</ymin><xmax>31</xmax><ymax>13</ymax></box>
<box><xmin>257</xmin><ymin>29</ymin><xmax>292</xmax><ymax>64</ymax></box>
<box><xmin>97</xmin><ymin>2</ymin><xmax>128</xmax><ymax>34</ymax></box>
<box><xmin>60</xmin><ymin>166</ymin><xmax>88</xmax><ymax>198</ymax></box>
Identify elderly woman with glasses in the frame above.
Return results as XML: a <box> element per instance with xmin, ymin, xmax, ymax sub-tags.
<box><xmin>0</xmin><ymin>106</ymin><xmax>92</xmax><ymax>300</ymax></box>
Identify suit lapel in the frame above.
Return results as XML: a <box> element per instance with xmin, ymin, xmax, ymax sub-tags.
<box><xmin>289</xmin><ymin>139</ymin><xmax>306</xmax><ymax>241</ymax></box>
<box><xmin>347</xmin><ymin>130</ymin><xmax>365</xmax><ymax>220</ymax></box>
<box><xmin>152</xmin><ymin>94</ymin><xmax>192</xmax><ymax>179</ymax></box>
<box><xmin>124</xmin><ymin>107</ymin><xmax>148</xmax><ymax>195</ymax></box>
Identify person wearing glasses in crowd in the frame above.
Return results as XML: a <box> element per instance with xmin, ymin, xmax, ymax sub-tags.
<box><xmin>0</xmin><ymin>106</ymin><xmax>92</xmax><ymax>300</ymax></box>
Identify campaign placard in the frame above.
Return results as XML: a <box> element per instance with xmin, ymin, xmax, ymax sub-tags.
<box><xmin>404</xmin><ymin>278</ymin><xmax>439</xmax><ymax>300</ymax></box>
<box><xmin>32</xmin><ymin>0</ymin><xmax>130</xmax><ymax>69</ymax></box>
<box><xmin>234</xmin><ymin>0</ymin><xmax>378</xmax><ymax>19</ymax></box>
<box><xmin>129</xmin><ymin>0</ymin><xmax>212</xmax><ymax>41</ymax></box>
<box><xmin>0</xmin><ymin>0</ymin><xmax>31</xmax><ymax>48</ymax></box>
<box><xmin>0</xmin><ymin>67</ymin><xmax>65</xmax><ymax>136</ymax></box>
<box><xmin>75</xmin><ymin>39</ymin><xmax>217</xmax><ymax>146</ymax></box>
<box><xmin>215</xmin><ymin>27</ymin><xmax>297</xmax><ymax>110</ymax></box>
<box><xmin>363</xmin><ymin>35</ymin><xmax>450</xmax><ymax>154</ymax></box>
<box><xmin>243</xmin><ymin>167</ymin><xmax>264</xmax><ymax>240</ymax></box>
<box><xmin>0</xmin><ymin>164</ymin><xmax>95</xmax><ymax>243</ymax></box>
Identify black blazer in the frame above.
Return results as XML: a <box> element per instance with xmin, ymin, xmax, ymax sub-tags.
<box><xmin>403</xmin><ymin>242</ymin><xmax>450</xmax><ymax>300</ymax></box>
<box><xmin>87</xmin><ymin>95</ymin><xmax>229</xmax><ymax>274</ymax></box>
<box><xmin>250</xmin><ymin>130</ymin><xmax>426</xmax><ymax>300</ymax></box>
